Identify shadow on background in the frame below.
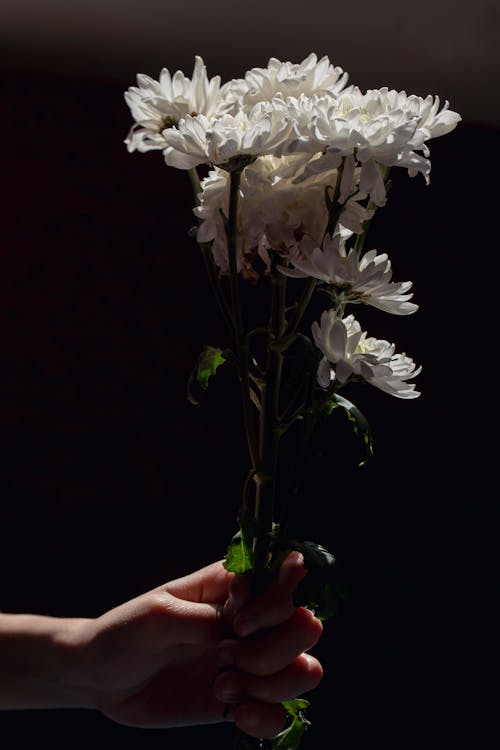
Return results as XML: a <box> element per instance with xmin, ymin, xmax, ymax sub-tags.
<box><xmin>0</xmin><ymin>66</ymin><xmax>494</xmax><ymax>748</ymax></box>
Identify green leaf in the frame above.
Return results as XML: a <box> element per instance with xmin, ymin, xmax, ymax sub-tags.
<box><xmin>325</xmin><ymin>393</ymin><xmax>373</xmax><ymax>466</ymax></box>
<box><xmin>231</xmin><ymin>699</ymin><xmax>310</xmax><ymax>750</ymax></box>
<box><xmin>196</xmin><ymin>345</ymin><xmax>227</xmax><ymax>389</ymax></box>
<box><xmin>271</xmin><ymin>698</ymin><xmax>310</xmax><ymax>750</ymax></box>
<box><xmin>224</xmin><ymin>510</ymin><xmax>260</xmax><ymax>574</ymax></box>
<box><xmin>223</xmin><ymin>529</ymin><xmax>254</xmax><ymax>575</ymax></box>
<box><xmin>187</xmin><ymin>345</ymin><xmax>227</xmax><ymax>406</ymax></box>
<box><xmin>283</xmin><ymin>699</ymin><xmax>310</xmax><ymax>713</ymax></box>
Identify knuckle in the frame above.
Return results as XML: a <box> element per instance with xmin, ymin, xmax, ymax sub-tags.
<box><xmin>144</xmin><ymin>593</ymin><xmax>174</xmax><ymax>622</ymax></box>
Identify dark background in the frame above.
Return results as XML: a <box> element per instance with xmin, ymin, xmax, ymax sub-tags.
<box><xmin>1</xmin><ymin>3</ymin><xmax>497</xmax><ymax>747</ymax></box>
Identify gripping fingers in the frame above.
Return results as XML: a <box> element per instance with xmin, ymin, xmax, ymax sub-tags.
<box><xmin>231</xmin><ymin>701</ymin><xmax>286</xmax><ymax>740</ymax></box>
<box><xmin>214</xmin><ymin>653</ymin><xmax>323</xmax><ymax>705</ymax></box>
<box><xmin>232</xmin><ymin>701</ymin><xmax>287</xmax><ymax>739</ymax></box>
<box><xmin>217</xmin><ymin>607</ymin><xmax>323</xmax><ymax>676</ymax></box>
<box><xmin>233</xmin><ymin>552</ymin><xmax>307</xmax><ymax>637</ymax></box>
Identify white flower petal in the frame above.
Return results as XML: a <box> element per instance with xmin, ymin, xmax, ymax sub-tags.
<box><xmin>124</xmin><ymin>56</ymin><xmax>224</xmax><ymax>153</ymax></box>
<box><xmin>283</xmin><ymin>233</ymin><xmax>418</xmax><ymax>315</ymax></box>
<box><xmin>312</xmin><ymin>310</ymin><xmax>421</xmax><ymax>398</ymax></box>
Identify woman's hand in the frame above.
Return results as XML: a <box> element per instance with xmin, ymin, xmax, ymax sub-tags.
<box><xmin>0</xmin><ymin>552</ymin><xmax>324</xmax><ymax>739</ymax></box>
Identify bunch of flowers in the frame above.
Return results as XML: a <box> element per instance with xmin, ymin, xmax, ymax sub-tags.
<box><xmin>125</xmin><ymin>53</ymin><xmax>460</xmax><ymax>749</ymax></box>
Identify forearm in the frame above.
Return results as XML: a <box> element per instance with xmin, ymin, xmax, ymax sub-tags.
<box><xmin>0</xmin><ymin>613</ymin><xmax>94</xmax><ymax>710</ymax></box>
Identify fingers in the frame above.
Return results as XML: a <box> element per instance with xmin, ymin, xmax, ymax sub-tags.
<box><xmin>229</xmin><ymin>573</ymin><xmax>252</xmax><ymax>613</ymax></box>
<box><xmin>217</xmin><ymin>653</ymin><xmax>323</xmax><ymax>739</ymax></box>
<box><xmin>214</xmin><ymin>652</ymin><xmax>323</xmax><ymax>704</ymax></box>
<box><xmin>232</xmin><ymin>551</ymin><xmax>307</xmax><ymax>637</ymax></box>
<box><xmin>217</xmin><ymin>606</ymin><xmax>322</xmax><ymax>676</ymax></box>
<box><xmin>161</xmin><ymin>549</ymin><xmax>306</xmax><ymax>635</ymax></box>
<box><xmin>232</xmin><ymin>702</ymin><xmax>287</xmax><ymax>739</ymax></box>
<box><xmin>141</xmin><ymin>550</ymin><xmax>319</xmax><ymax>655</ymax></box>
<box><xmin>163</xmin><ymin>561</ymin><xmax>232</xmax><ymax>604</ymax></box>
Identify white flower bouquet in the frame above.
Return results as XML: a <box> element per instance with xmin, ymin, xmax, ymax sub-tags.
<box><xmin>124</xmin><ymin>53</ymin><xmax>460</xmax><ymax>749</ymax></box>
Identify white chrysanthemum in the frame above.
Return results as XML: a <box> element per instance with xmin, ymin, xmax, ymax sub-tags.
<box><xmin>281</xmin><ymin>232</ymin><xmax>418</xmax><ymax>315</ymax></box>
<box><xmin>124</xmin><ymin>56</ymin><xmax>222</xmax><ymax>153</ymax></box>
<box><xmin>278</xmin><ymin>94</ymin><xmax>351</xmax><ymax>157</ymax></box>
<box><xmin>312</xmin><ymin>311</ymin><xmax>421</xmax><ymax>398</ymax></box>
<box><xmin>194</xmin><ymin>167</ymin><xmax>233</xmax><ymax>273</ymax></box>
<box><xmin>379</xmin><ymin>90</ymin><xmax>462</xmax><ymax>141</ymax></box>
<box><xmin>282</xmin><ymin>87</ymin><xmax>461</xmax><ymax>205</ymax></box>
<box><xmin>194</xmin><ymin>154</ymin><xmax>372</xmax><ymax>277</ymax></box>
<box><xmin>163</xmin><ymin>103</ymin><xmax>291</xmax><ymax>170</ymax></box>
<box><xmin>222</xmin><ymin>53</ymin><xmax>349</xmax><ymax>113</ymax></box>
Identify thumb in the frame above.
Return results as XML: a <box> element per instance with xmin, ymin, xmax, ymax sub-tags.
<box><xmin>151</xmin><ymin>592</ymin><xmax>226</xmax><ymax>647</ymax></box>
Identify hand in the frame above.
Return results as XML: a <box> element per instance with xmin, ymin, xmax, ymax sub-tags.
<box><xmin>78</xmin><ymin>552</ymin><xmax>323</xmax><ymax>737</ymax></box>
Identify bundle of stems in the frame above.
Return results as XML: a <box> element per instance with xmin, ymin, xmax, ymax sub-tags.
<box><xmin>187</xmin><ymin>162</ymin><xmax>370</xmax><ymax>750</ymax></box>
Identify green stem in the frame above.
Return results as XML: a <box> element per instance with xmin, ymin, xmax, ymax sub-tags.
<box><xmin>323</xmin><ymin>157</ymin><xmax>345</xmax><ymax>241</ymax></box>
<box><xmin>354</xmin><ymin>166</ymin><xmax>391</xmax><ymax>255</ymax></box>
<box><xmin>227</xmin><ymin>171</ymin><xmax>244</xmax><ymax>336</ymax></box>
<box><xmin>199</xmin><ymin>243</ymin><xmax>235</xmax><ymax>335</ymax></box>
<box><xmin>287</xmin><ymin>278</ymin><xmax>317</xmax><ymax>335</ymax></box>
<box><xmin>225</xmin><ymin>170</ymin><xmax>259</xmax><ymax>473</ymax></box>
<box><xmin>353</xmin><ymin>202</ymin><xmax>376</xmax><ymax>256</ymax></box>
<box><xmin>186</xmin><ymin>169</ymin><xmax>235</xmax><ymax>336</ymax></box>
<box><xmin>253</xmin><ymin>272</ymin><xmax>287</xmax><ymax>570</ymax></box>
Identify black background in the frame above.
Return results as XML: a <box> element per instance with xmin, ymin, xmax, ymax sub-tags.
<box><xmin>0</xmin><ymin>67</ymin><xmax>494</xmax><ymax>748</ymax></box>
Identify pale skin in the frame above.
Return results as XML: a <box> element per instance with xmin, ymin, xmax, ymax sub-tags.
<box><xmin>0</xmin><ymin>552</ymin><xmax>323</xmax><ymax>739</ymax></box>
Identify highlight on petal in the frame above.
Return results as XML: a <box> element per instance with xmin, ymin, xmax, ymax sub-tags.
<box><xmin>312</xmin><ymin>311</ymin><xmax>421</xmax><ymax>398</ymax></box>
<box><xmin>279</xmin><ymin>86</ymin><xmax>460</xmax><ymax>198</ymax></box>
<box><xmin>163</xmin><ymin>107</ymin><xmax>292</xmax><ymax>170</ymax></box>
<box><xmin>281</xmin><ymin>233</ymin><xmax>418</xmax><ymax>316</ymax></box>
<box><xmin>222</xmin><ymin>53</ymin><xmax>349</xmax><ymax>113</ymax></box>
<box><xmin>124</xmin><ymin>56</ymin><xmax>223</xmax><ymax>153</ymax></box>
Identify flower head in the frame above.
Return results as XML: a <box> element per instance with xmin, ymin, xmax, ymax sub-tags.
<box><xmin>163</xmin><ymin>103</ymin><xmax>291</xmax><ymax>170</ymax></box>
<box><xmin>281</xmin><ymin>233</ymin><xmax>418</xmax><ymax>315</ymax></box>
<box><xmin>312</xmin><ymin>311</ymin><xmax>421</xmax><ymax>398</ymax></box>
<box><xmin>194</xmin><ymin>154</ymin><xmax>371</xmax><ymax>278</ymax></box>
<box><xmin>222</xmin><ymin>53</ymin><xmax>349</xmax><ymax>113</ymax></box>
<box><xmin>124</xmin><ymin>56</ymin><xmax>223</xmax><ymax>153</ymax></box>
<box><xmin>281</xmin><ymin>87</ymin><xmax>461</xmax><ymax>204</ymax></box>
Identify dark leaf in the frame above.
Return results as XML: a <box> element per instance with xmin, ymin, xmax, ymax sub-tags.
<box><xmin>231</xmin><ymin>729</ymin><xmax>265</xmax><ymax>750</ymax></box>
<box><xmin>273</xmin><ymin>538</ymin><xmax>348</xmax><ymax>620</ymax></box>
<box><xmin>325</xmin><ymin>393</ymin><xmax>373</xmax><ymax>466</ymax></box>
<box><xmin>280</xmin><ymin>334</ymin><xmax>320</xmax><ymax>411</ymax></box>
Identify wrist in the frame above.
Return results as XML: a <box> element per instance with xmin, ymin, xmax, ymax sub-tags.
<box><xmin>0</xmin><ymin>613</ymin><xmax>96</xmax><ymax>710</ymax></box>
